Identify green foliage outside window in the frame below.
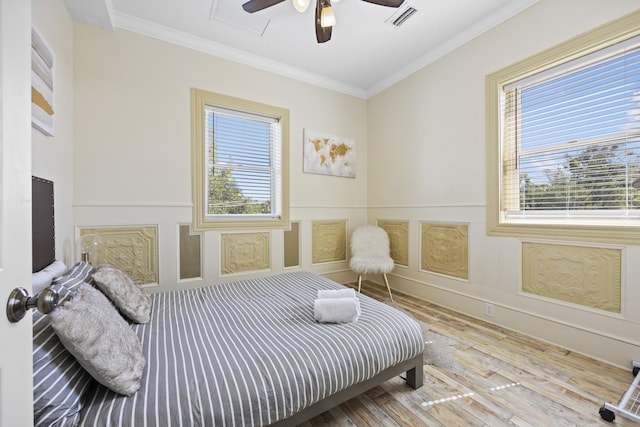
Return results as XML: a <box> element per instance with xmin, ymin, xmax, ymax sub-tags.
<box><xmin>520</xmin><ymin>144</ymin><xmax>640</xmax><ymax>211</ymax></box>
<box><xmin>207</xmin><ymin>167</ymin><xmax>271</xmax><ymax>215</ymax></box>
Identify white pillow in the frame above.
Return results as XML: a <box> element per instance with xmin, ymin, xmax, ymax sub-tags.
<box><xmin>32</xmin><ymin>260</ymin><xmax>67</xmax><ymax>293</ymax></box>
<box><xmin>49</xmin><ymin>283</ymin><xmax>145</xmax><ymax>396</ymax></box>
<box><xmin>92</xmin><ymin>264</ymin><xmax>152</xmax><ymax>323</ymax></box>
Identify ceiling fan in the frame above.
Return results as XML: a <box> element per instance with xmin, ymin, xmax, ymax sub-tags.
<box><xmin>241</xmin><ymin>0</ymin><xmax>404</xmax><ymax>43</ymax></box>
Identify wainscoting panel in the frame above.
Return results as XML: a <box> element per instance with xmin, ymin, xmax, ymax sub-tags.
<box><xmin>312</xmin><ymin>220</ymin><xmax>347</xmax><ymax>264</ymax></box>
<box><xmin>421</xmin><ymin>222</ymin><xmax>468</xmax><ymax>280</ymax></box>
<box><xmin>80</xmin><ymin>226</ymin><xmax>158</xmax><ymax>284</ymax></box>
<box><xmin>179</xmin><ymin>224</ymin><xmax>202</xmax><ymax>280</ymax></box>
<box><xmin>220</xmin><ymin>232</ymin><xmax>270</xmax><ymax>275</ymax></box>
<box><xmin>377</xmin><ymin>219</ymin><xmax>409</xmax><ymax>267</ymax></box>
<box><xmin>284</xmin><ymin>221</ymin><xmax>300</xmax><ymax>268</ymax></box>
<box><xmin>521</xmin><ymin>242</ymin><xmax>621</xmax><ymax>313</ymax></box>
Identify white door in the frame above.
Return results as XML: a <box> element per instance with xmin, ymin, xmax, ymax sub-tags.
<box><xmin>0</xmin><ymin>1</ymin><xmax>34</xmax><ymax>426</ymax></box>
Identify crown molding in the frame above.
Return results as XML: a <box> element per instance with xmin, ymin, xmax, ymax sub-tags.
<box><xmin>109</xmin><ymin>1</ymin><xmax>539</xmax><ymax>100</ymax></box>
<box><xmin>112</xmin><ymin>12</ymin><xmax>368</xmax><ymax>99</ymax></box>
<box><xmin>366</xmin><ymin>0</ymin><xmax>540</xmax><ymax>97</ymax></box>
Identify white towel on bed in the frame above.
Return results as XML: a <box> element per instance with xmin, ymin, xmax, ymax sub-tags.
<box><xmin>317</xmin><ymin>288</ymin><xmax>356</xmax><ymax>300</ymax></box>
<box><xmin>313</xmin><ymin>297</ymin><xmax>361</xmax><ymax>324</ymax></box>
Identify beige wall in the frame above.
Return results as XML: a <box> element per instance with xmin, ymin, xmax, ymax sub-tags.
<box><xmin>367</xmin><ymin>0</ymin><xmax>640</xmax><ymax>368</ymax></box>
<box><xmin>72</xmin><ymin>23</ymin><xmax>368</xmax><ymax>289</ymax></box>
<box><xmin>32</xmin><ymin>0</ymin><xmax>75</xmax><ymax>266</ymax></box>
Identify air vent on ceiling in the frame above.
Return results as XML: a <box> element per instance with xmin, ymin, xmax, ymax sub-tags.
<box><xmin>386</xmin><ymin>6</ymin><xmax>418</xmax><ymax>27</ymax></box>
<box><xmin>210</xmin><ymin>0</ymin><xmax>270</xmax><ymax>36</ymax></box>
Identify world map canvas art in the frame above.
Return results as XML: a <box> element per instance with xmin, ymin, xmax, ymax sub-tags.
<box><xmin>303</xmin><ymin>129</ymin><xmax>356</xmax><ymax>178</ymax></box>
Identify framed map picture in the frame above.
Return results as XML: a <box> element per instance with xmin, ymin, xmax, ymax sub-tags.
<box><xmin>303</xmin><ymin>129</ymin><xmax>356</xmax><ymax>178</ymax></box>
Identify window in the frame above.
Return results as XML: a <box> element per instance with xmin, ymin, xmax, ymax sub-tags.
<box><xmin>486</xmin><ymin>11</ymin><xmax>640</xmax><ymax>244</ymax></box>
<box><xmin>191</xmin><ymin>89</ymin><xmax>289</xmax><ymax>230</ymax></box>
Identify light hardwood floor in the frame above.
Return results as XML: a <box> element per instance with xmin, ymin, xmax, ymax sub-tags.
<box><xmin>302</xmin><ymin>281</ymin><xmax>637</xmax><ymax>427</ymax></box>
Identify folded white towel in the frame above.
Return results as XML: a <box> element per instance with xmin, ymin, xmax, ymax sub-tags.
<box><xmin>317</xmin><ymin>288</ymin><xmax>356</xmax><ymax>300</ymax></box>
<box><xmin>32</xmin><ymin>260</ymin><xmax>67</xmax><ymax>293</ymax></box>
<box><xmin>313</xmin><ymin>297</ymin><xmax>360</xmax><ymax>324</ymax></box>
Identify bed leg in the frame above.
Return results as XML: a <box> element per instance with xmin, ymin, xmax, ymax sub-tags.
<box><xmin>405</xmin><ymin>354</ymin><xmax>423</xmax><ymax>389</ymax></box>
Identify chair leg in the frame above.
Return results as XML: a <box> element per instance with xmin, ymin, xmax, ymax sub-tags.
<box><xmin>382</xmin><ymin>273</ymin><xmax>393</xmax><ymax>302</ymax></box>
<box><xmin>357</xmin><ymin>275</ymin><xmax>363</xmax><ymax>293</ymax></box>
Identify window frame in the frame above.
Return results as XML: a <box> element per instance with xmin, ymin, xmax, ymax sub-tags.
<box><xmin>191</xmin><ymin>88</ymin><xmax>290</xmax><ymax>231</ymax></box>
<box><xmin>486</xmin><ymin>10</ymin><xmax>640</xmax><ymax>245</ymax></box>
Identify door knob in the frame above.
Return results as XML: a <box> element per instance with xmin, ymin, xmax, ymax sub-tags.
<box><xmin>6</xmin><ymin>287</ymin><xmax>58</xmax><ymax>322</ymax></box>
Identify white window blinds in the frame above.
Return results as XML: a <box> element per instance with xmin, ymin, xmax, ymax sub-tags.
<box><xmin>205</xmin><ymin>105</ymin><xmax>282</xmax><ymax>218</ymax></box>
<box><xmin>502</xmin><ymin>36</ymin><xmax>640</xmax><ymax>219</ymax></box>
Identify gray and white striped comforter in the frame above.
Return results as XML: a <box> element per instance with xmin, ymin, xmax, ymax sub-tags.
<box><xmin>78</xmin><ymin>271</ymin><xmax>424</xmax><ymax>426</ymax></box>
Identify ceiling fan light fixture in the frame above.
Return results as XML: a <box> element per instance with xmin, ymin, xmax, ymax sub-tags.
<box><xmin>320</xmin><ymin>4</ymin><xmax>336</xmax><ymax>27</ymax></box>
<box><xmin>292</xmin><ymin>0</ymin><xmax>311</xmax><ymax>13</ymax></box>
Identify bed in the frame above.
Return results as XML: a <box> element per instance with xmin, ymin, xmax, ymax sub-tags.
<box><xmin>31</xmin><ymin>177</ymin><xmax>424</xmax><ymax>426</ymax></box>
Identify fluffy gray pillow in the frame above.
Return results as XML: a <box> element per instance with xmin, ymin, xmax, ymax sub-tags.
<box><xmin>49</xmin><ymin>283</ymin><xmax>145</xmax><ymax>396</ymax></box>
<box><xmin>33</xmin><ymin>261</ymin><xmax>95</xmax><ymax>426</ymax></box>
<box><xmin>92</xmin><ymin>264</ymin><xmax>152</xmax><ymax>323</ymax></box>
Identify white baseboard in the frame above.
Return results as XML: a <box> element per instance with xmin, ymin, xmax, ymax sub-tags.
<box><xmin>385</xmin><ymin>274</ymin><xmax>640</xmax><ymax>370</ymax></box>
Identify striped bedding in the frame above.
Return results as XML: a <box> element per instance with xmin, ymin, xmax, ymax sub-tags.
<box><xmin>77</xmin><ymin>271</ymin><xmax>424</xmax><ymax>426</ymax></box>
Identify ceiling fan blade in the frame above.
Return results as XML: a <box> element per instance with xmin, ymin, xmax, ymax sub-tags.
<box><xmin>315</xmin><ymin>0</ymin><xmax>332</xmax><ymax>43</ymax></box>
<box><xmin>315</xmin><ymin>25</ymin><xmax>331</xmax><ymax>43</ymax></box>
<box><xmin>361</xmin><ymin>0</ymin><xmax>404</xmax><ymax>7</ymax></box>
<box><xmin>242</xmin><ymin>0</ymin><xmax>286</xmax><ymax>13</ymax></box>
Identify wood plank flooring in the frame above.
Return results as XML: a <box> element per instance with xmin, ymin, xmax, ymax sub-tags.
<box><xmin>300</xmin><ymin>282</ymin><xmax>637</xmax><ymax>426</ymax></box>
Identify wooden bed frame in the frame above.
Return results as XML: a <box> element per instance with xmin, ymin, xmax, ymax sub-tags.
<box><xmin>32</xmin><ymin>175</ymin><xmax>424</xmax><ymax>425</ymax></box>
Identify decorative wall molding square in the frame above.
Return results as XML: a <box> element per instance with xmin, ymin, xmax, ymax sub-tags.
<box><xmin>221</xmin><ymin>232</ymin><xmax>270</xmax><ymax>275</ymax></box>
<box><xmin>421</xmin><ymin>222</ymin><xmax>468</xmax><ymax>280</ymax></box>
<box><xmin>522</xmin><ymin>242</ymin><xmax>621</xmax><ymax>313</ymax></box>
<box><xmin>283</xmin><ymin>221</ymin><xmax>300</xmax><ymax>268</ymax></box>
<box><xmin>312</xmin><ymin>220</ymin><xmax>346</xmax><ymax>264</ymax></box>
<box><xmin>80</xmin><ymin>226</ymin><xmax>158</xmax><ymax>284</ymax></box>
<box><xmin>377</xmin><ymin>220</ymin><xmax>409</xmax><ymax>267</ymax></box>
<box><xmin>179</xmin><ymin>224</ymin><xmax>202</xmax><ymax>280</ymax></box>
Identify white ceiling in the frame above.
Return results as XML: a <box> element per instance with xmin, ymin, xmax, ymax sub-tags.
<box><xmin>62</xmin><ymin>0</ymin><xmax>538</xmax><ymax>98</ymax></box>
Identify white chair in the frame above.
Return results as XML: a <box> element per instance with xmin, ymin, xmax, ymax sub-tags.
<box><xmin>349</xmin><ymin>225</ymin><xmax>394</xmax><ymax>301</ymax></box>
